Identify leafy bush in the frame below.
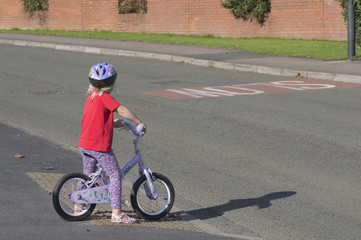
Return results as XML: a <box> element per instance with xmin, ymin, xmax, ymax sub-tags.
<box><xmin>22</xmin><ymin>0</ymin><xmax>48</xmax><ymax>16</ymax></box>
<box><xmin>337</xmin><ymin>0</ymin><xmax>361</xmax><ymax>47</ymax></box>
<box><xmin>221</xmin><ymin>0</ymin><xmax>271</xmax><ymax>25</ymax></box>
<box><xmin>119</xmin><ymin>0</ymin><xmax>147</xmax><ymax>14</ymax></box>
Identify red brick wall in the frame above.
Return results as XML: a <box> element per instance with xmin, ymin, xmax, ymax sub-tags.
<box><xmin>0</xmin><ymin>0</ymin><xmax>118</xmax><ymax>31</ymax></box>
<box><xmin>270</xmin><ymin>0</ymin><xmax>346</xmax><ymax>40</ymax></box>
<box><xmin>44</xmin><ymin>1</ymin><xmax>83</xmax><ymax>30</ymax></box>
<box><xmin>82</xmin><ymin>0</ymin><xmax>119</xmax><ymax>31</ymax></box>
<box><xmin>0</xmin><ymin>0</ymin><xmax>40</xmax><ymax>28</ymax></box>
<box><xmin>0</xmin><ymin>0</ymin><xmax>347</xmax><ymax>40</ymax></box>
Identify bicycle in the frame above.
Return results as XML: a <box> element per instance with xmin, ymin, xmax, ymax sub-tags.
<box><xmin>52</xmin><ymin>121</ymin><xmax>175</xmax><ymax>221</ymax></box>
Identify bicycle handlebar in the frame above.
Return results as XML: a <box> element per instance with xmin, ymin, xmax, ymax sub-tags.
<box><xmin>120</xmin><ymin>121</ymin><xmax>143</xmax><ymax>136</ymax></box>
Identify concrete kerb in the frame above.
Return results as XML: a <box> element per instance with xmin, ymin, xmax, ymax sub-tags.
<box><xmin>40</xmin><ymin>42</ymin><xmax>57</xmax><ymax>49</ymax></box>
<box><xmin>153</xmin><ymin>53</ymin><xmax>173</xmax><ymax>61</ymax></box>
<box><xmin>101</xmin><ymin>48</ymin><xmax>119</xmax><ymax>56</ymax></box>
<box><xmin>1</xmin><ymin>38</ymin><xmax>361</xmax><ymax>84</ymax></box>
<box><xmin>55</xmin><ymin>44</ymin><xmax>71</xmax><ymax>51</ymax></box>
<box><xmin>334</xmin><ymin>74</ymin><xmax>361</xmax><ymax>83</ymax></box>
<box><xmin>27</xmin><ymin>41</ymin><xmax>43</xmax><ymax>48</ymax></box>
<box><xmin>69</xmin><ymin>45</ymin><xmax>86</xmax><ymax>53</ymax></box>
<box><xmin>257</xmin><ymin>66</ymin><xmax>283</xmax><ymax>76</ymax></box>
<box><xmin>117</xmin><ymin>49</ymin><xmax>135</xmax><ymax>57</ymax></box>
<box><xmin>84</xmin><ymin>46</ymin><xmax>101</xmax><ymax>54</ymax></box>
<box><xmin>13</xmin><ymin>40</ymin><xmax>27</xmax><ymax>46</ymax></box>
<box><xmin>171</xmin><ymin>56</ymin><xmax>193</xmax><ymax>64</ymax></box>
<box><xmin>0</xmin><ymin>39</ymin><xmax>13</xmax><ymax>45</ymax></box>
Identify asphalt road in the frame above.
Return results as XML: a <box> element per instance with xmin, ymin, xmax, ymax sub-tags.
<box><xmin>1</xmin><ymin>44</ymin><xmax>361</xmax><ymax>240</ymax></box>
<box><xmin>0</xmin><ymin>122</ymin><xmax>232</xmax><ymax>240</ymax></box>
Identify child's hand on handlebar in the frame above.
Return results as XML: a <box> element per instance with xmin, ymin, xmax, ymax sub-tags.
<box><xmin>136</xmin><ymin>123</ymin><xmax>146</xmax><ymax>136</ymax></box>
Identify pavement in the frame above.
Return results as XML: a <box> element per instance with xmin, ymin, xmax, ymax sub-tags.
<box><xmin>0</xmin><ymin>32</ymin><xmax>360</xmax><ymax>84</ymax></box>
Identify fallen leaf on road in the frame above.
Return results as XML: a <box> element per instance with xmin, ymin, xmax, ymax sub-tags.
<box><xmin>14</xmin><ymin>153</ymin><xmax>25</xmax><ymax>158</ymax></box>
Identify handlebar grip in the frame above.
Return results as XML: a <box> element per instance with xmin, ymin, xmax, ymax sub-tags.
<box><xmin>120</xmin><ymin>121</ymin><xmax>141</xmax><ymax>136</ymax></box>
<box><xmin>136</xmin><ymin>124</ymin><xmax>145</xmax><ymax>136</ymax></box>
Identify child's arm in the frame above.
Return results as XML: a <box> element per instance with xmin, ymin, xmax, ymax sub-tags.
<box><xmin>114</xmin><ymin>106</ymin><xmax>146</xmax><ymax>132</ymax></box>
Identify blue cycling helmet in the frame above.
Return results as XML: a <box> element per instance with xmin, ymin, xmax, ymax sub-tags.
<box><xmin>88</xmin><ymin>63</ymin><xmax>117</xmax><ymax>87</ymax></box>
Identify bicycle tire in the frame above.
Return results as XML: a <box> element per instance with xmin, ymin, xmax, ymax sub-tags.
<box><xmin>52</xmin><ymin>173</ymin><xmax>96</xmax><ymax>221</ymax></box>
<box><xmin>130</xmin><ymin>172</ymin><xmax>175</xmax><ymax>220</ymax></box>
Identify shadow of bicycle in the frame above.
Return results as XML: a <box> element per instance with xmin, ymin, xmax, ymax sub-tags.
<box><xmin>87</xmin><ymin>191</ymin><xmax>297</xmax><ymax>224</ymax></box>
<box><xmin>185</xmin><ymin>191</ymin><xmax>297</xmax><ymax>220</ymax></box>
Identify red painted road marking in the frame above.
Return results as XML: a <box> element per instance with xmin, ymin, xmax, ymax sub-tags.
<box><xmin>140</xmin><ymin>80</ymin><xmax>361</xmax><ymax>100</ymax></box>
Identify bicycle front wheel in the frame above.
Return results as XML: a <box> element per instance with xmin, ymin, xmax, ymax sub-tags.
<box><xmin>130</xmin><ymin>172</ymin><xmax>175</xmax><ymax>220</ymax></box>
<box><xmin>52</xmin><ymin>173</ymin><xmax>96</xmax><ymax>221</ymax></box>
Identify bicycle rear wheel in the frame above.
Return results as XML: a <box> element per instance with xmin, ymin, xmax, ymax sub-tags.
<box><xmin>130</xmin><ymin>172</ymin><xmax>175</xmax><ymax>220</ymax></box>
<box><xmin>52</xmin><ymin>173</ymin><xmax>96</xmax><ymax>221</ymax></box>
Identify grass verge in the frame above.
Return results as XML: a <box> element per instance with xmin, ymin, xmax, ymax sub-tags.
<box><xmin>0</xmin><ymin>28</ymin><xmax>360</xmax><ymax>61</ymax></box>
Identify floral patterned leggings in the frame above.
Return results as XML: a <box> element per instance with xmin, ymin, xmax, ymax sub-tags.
<box><xmin>79</xmin><ymin>148</ymin><xmax>122</xmax><ymax>209</ymax></box>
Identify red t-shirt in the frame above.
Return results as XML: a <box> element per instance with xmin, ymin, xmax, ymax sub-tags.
<box><xmin>78</xmin><ymin>92</ymin><xmax>121</xmax><ymax>152</ymax></box>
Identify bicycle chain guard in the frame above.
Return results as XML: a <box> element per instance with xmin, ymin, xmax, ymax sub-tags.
<box><xmin>71</xmin><ymin>184</ymin><xmax>111</xmax><ymax>204</ymax></box>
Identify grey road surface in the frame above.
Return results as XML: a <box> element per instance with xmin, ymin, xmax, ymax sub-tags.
<box><xmin>0</xmin><ymin>122</ymin><xmax>232</xmax><ymax>240</ymax></box>
<box><xmin>1</xmin><ymin>45</ymin><xmax>361</xmax><ymax>240</ymax></box>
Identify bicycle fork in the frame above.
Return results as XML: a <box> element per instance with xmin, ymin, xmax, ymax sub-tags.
<box><xmin>122</xmin><ymin>145</ymin><xmax>159</xmax><ymax>200</ymax></box>
<box><xmin>139</xmin><ymin>167</ymin><xmax>159</xmax><ymax>200</ymax></box>
<box><xmin>130</xmin><ymin>149</ymin><xmax>158</xmax><ymax>200</ymax></box>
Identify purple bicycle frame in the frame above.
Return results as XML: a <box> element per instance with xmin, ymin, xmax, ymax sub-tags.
<box><xmin>71</xmin><ymin>121</ymin><xmax>158</xmax><ymax>205</ymax></box>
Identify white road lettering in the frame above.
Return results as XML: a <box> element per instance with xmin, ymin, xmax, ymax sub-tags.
<box><xmin>141</xmin><ymin>80</ymin><xmax>359</xmax><ymax>100</ymax></box>
<box><xmin>265</xmin><ymin>81</ymin><xmax>336</xmax><ymax>90</ymax></box>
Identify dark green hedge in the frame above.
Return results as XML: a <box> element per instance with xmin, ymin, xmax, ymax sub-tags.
<box><xmin>221</xmin><ymin>0</ymin><xmax>271</xmax><ymax>25</ymax></box>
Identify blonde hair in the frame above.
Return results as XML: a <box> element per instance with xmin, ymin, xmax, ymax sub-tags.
<box><xmin>87</xmin><ymin>84</ymin><xmax>114</xmax><ymax>101</ymax></box>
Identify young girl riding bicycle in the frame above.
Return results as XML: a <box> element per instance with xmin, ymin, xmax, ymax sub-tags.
<box><xmin>77</xmin><ymin>63</ymin><xmax>146</xmax><ymax>224</ymax></box>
